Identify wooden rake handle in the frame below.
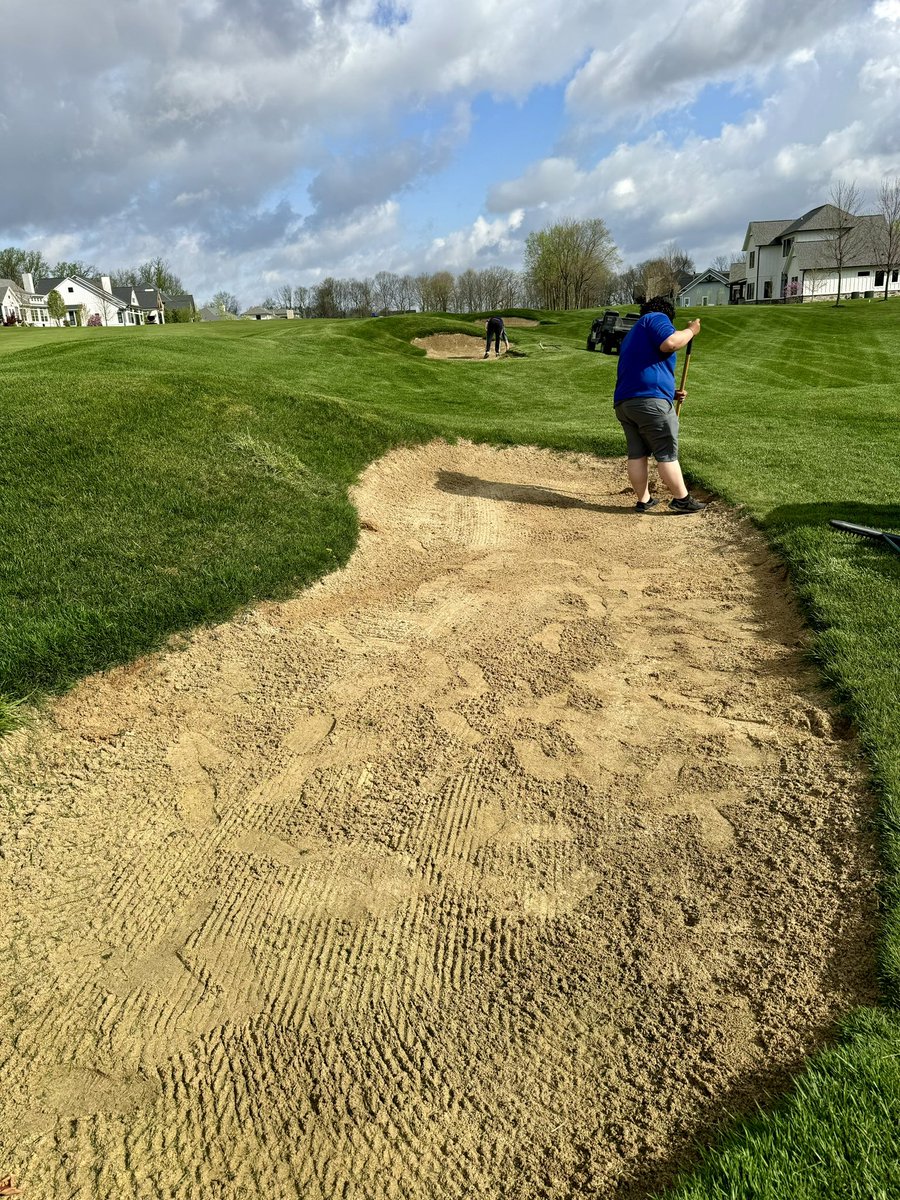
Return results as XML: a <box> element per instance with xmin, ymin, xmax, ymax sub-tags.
<box><xmin>675</xmin><ymin>338</ymin><xmax>693</xmax><ymax>417</ymax></box>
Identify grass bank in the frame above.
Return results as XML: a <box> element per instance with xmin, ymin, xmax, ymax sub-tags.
<box><xmin>1</xmin><ymin>303</ymin><xmax>899</xmax><ymax>1194</ymax></box>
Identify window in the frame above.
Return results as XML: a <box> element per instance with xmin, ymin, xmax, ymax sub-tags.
<box><xmin>857</xmin><ymin>270</ymin><xmax>870</xmax><ymax>277</ymax></box>
<box><xmin>763</xmin><ymin>280</ymin><xmax>773</xmax><ymax>298</ymax></box>
<box><xmin>893</xmin><ymin>270</ymin><xmax>899</xmax><ymax>283</ymax></box>
<box><xmin>67</xmin><ymin>286</ymin><xmax>74</xmax><ymax>293</ymax></box>
<box><xmin>749</xmin><ymin>251</ymin><xmax>756</xmax><ymax>268</ymax></box>
<box><xmin>876</xmin><ymin>270</ymin><xmax>885</xmax><ymax>286</ymax></box>
<box><xmin>701</xmin><ymin>296</ymin><xmax>709</xmax><ymax>306</ymax></box>
<box><xmin>747</xmin><ymin>283</ymin><xmax>755</xmax><ymax>300</ymax></box>
<box><xmin>782</xmin><ymin>239</ymin><xmax>792</xmax><ymax>257</ymax></box>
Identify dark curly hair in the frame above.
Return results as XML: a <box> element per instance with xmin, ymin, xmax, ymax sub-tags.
<box><xmin>639</xmin><ymin>295</ymin><xmax>675</xmax><ymax>321</ymax></box>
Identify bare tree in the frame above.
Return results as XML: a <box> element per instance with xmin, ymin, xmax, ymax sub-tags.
<box><xmin>661</xmin><ymin>241</ymin><xmax>695</xmax><ymax>277</ymax></box>
<box><xmin>479</xmin><ymin>267</ymin><xmax>506</xmax><ymax>311</ymax></box>
<box><xmin>293</xmin><ymin>285</ymin><xmax>310</xmax><ymax>317</ymax></box>
<box><xmin>277</xmin><ymin>284</ymin><xmax>294</xmax><ymax>310</ymax></box>
<box><xmin>312</xmin><ymin>277</ymin><xmax>341</xmax><ymax>318</ymax></box>
<box><xmin>453</xmin><ymin>268</ymin><xmax>482</xmax><ymax>313</ymax></box>
<box><xmin>346</xmin><ymin>277</ymin><xmax>374</xmax><ymax>316</ymax></box>
<box><xmin>711</xmin><ymin>255</ymin><xmax>731</xmax><ymax>274</ymax></box>
<box><xmin>211</xmin><ymin>290</ymin><xmax>240</xmax><ymax>316</ymax></box>
<box><xmin>823</xmin><ymin>178</ymin><xmax>861</xmax><ymax>305</ymax></box>
<box><xmin>498</xmin><ymin>268</ymin><xmax>524</xmax><ymax>310</ymax></box>
<box><xmin>872</xmin><ymin>174</ymin><xmax>900</xmax><ymax>301</ymax></box>
<box><xmin>639</xmin><ymin>242</ymin><xmax>696</xmax><ymax>300</ymax></box>
<box><xmin>372</xmin><ymin>271</ymin><xmax>399</xmax><ymax>313</ymax></box>
<box><xmin>396</xmin><ymin>275</ymin><xmax>415</xmax><ymax>312</ymax></box>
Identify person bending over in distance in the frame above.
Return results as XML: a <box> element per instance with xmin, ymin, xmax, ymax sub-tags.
<box><xmin>483</xmin><ymin>315</ymin><xmax>510</xmax><ymax>358</ymax></box>
<box><xmin>613</xmin><ymin>296</ymin><xmax>706</xmax><ymax>514</ymax></box>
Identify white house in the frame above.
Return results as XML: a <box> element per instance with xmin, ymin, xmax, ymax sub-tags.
<box><xmin>1</xmin><ymin>276</ymin><xmax>51</xmax><ymax>325</ymax></box>
<box><xmin>34</xmin><ymin>274</ymin><xmax>145</xmax><ymax>326</ymax></box>
<box><xmin>729</xmin><ymin>205</ymin><xmax>900</xmax><ymax>303</ymax></box>
<box><xmin>241</xmin><ymin>306</ymin><xmax>294</xmax><ymax>320</ymax></box>
<box><xmin>678</xmin><ymin>269</ymin><xmax>730</xmax><ymax>307</ymax></box>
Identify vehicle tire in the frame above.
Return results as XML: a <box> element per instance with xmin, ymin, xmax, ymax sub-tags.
<box><xmin>586</xmin><ymin>338</ymin><xmax>596</xmax><ymax>351</ymax></box>
<box><xmin>601</xmin><ymin>338</ymin><xmax>612</xmax><ymax>354</ymax></box>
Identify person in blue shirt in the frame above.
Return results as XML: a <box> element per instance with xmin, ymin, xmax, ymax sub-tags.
<box><xmin>613</xmin><ymin>296</ymin><xmax>705</xmax><ymax>514</ymax></box>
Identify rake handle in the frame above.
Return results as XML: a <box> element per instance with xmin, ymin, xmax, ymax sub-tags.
<box><xmin>675</xmin><ymin>338</ymin><xmax>693</xmax><ymax>417</ymax></box>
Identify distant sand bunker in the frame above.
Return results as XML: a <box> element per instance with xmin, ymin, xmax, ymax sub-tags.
<box><xmin>413</xmin><ymin>334</ymin><xmax>502</xmax><ymax>360</ymax></box>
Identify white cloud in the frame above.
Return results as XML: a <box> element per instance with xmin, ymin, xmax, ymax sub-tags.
<box><xmin>425</xmin><ymin>210</ymin><xmax>525</xmax><ymax>271</ymax></box>
<box><xmin>565</xmin><ymin>0</ymin><xmax>869</xmax><ymax>123</ymax></box>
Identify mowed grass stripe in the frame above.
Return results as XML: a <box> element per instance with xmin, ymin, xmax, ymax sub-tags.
<box><xmin>1</xmin><ymin>303</ymin><xmax>899</xmax><ymax>1197</ymax></box>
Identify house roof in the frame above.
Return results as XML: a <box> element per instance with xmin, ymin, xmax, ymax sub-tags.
<box><xmin>743</xmin><ymin>219</ymin><xmax>793</xmax><ymax>249</ymax></box>
<box><xmin>778</xmin><ymin>204</ymin><xmax>856</xmax><ymax>237</ymax></box>
<box><xmin>162</xmin><ymin>293</ymin><xmax>195</xmax><ymax>310</ymax></box>
<box><xmin>112</xmin><ymin>286</ymin><xmax>138</xmax><ymax>304</ymax></box>
<box><xmin>792</xmin><ymin>226</ymin><xmax>888</xmax><ymax>271</ymax></box>
<box><xmin>0</xmin><ymin>278</ymin><xmax>28</xmax><ymax>302</ymax></box>
<box><xmin>242</xmin><ymin>306</ymin><xmax>275</xmax><ymax>316</ymax></box>
<box><xmin>36</xmin><ymin>275</ymin><xmax>124</xmax><ymax>306</ymax></box>
<box><xmin>134</xmin><ymin>288</ymin><xmax>163</xmax><ymax>310</ymax></box>
<box><xmin>199</xmin><ymin>306</ymin><xmax>224</xmax><ymax>321</ymax></box>
<box><xmin>729</xmin><ymin>261</ymin><xmax>747</xmax><ymax>281</ymax></box>
<box><xmin>680</xmin><ymin>269</ymin><xmax>729</xmax><ymax>293</ymax></box>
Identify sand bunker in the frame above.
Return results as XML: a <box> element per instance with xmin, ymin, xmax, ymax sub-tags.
<box><xmin>0</xmin><ymin>442</ymin><xmax>876</xmax><ymax>1198</ymax></box>
<box><xmin>500</xmin><ymin>317</ymin><xmax>539</xmax><ymax>327</ymax></box>
<box><xmin>413</xmin><ymin>334</ymin><xmax>507</xmax><ymax>360</ymax></box>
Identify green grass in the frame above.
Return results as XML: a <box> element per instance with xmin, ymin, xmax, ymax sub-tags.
<box><xmin>1</xmin><ymin>301</ymin><xmax>900</xmax><ymax>1195</ymax></box>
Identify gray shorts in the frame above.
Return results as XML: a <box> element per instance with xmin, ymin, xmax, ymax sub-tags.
<box><xmin>615</xmin><ymin>396</ymin><xmax>679</xmax><ymax>462</ymax></box>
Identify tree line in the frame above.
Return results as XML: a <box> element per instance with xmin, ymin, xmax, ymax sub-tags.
<box><xmin>221</xmin><ymin>222</ymin><xmax>709</xmax><ymax>318</ymax></box>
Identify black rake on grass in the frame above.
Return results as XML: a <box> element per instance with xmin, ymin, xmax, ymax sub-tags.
<box><xmin>830</xmin><ymin>520</ymin><xmax>900</xmax><ymax>557</ymax></box>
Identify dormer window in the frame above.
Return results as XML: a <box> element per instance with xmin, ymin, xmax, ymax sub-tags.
<box><xmin>782</xmin><ymin>239</ymin><xmax>792</xmax><ymax>257</ymax></box>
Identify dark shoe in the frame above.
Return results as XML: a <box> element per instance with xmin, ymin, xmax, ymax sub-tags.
<box><xmin>483</xmin><ymin>352</ymin><xmax>489</xmax><ymax>359</ymax></box>
<box><xmin>669</xmin><ymin>494</ymin><xmax>707</xmax><ymax>514</ymax></box>
<box><xmin>635</xmin><ymin>497</ymin><xmax>660</xmax><ymax>513</ymax></box>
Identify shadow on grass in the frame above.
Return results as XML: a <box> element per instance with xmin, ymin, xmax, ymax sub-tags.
<box><xmin>765</xmin><ymin>501</ymin><xmax>900</xmax><ymax>580</ymax></box>
<box><xmin>765</xmin><ymin>501</ymin><xmax>900</xmax><ymax>536</ymax></box>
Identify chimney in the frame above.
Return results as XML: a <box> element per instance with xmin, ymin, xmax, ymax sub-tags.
<box><xmin>22</xmin><ymin>272</ymin><xmax>34</xmax><ymax>293</ymax></box>
<box><xmin>101</xmin><ymin>275</ymin><xmax>113</xmax><ymax>294</ymax></box>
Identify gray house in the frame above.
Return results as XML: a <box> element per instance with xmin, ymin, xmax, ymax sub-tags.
<box><xmin>678</xmin><ymin>269</ymin><xmax>730</xmax><ymax>307</ymax></box>
<box><xmin>729</xmin><ymin>205</ymin><xmax>899</xmax><ymax>302</ymax></box>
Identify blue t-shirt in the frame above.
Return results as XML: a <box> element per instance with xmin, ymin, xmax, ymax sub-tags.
<box><xmin>613</xmin><ymin>312</ymin><xmax>676</xmax><ymax>405</ymax></box>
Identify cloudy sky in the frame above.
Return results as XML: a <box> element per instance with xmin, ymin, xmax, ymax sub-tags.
<box><xmin>3</xmin><ymin>0</ymin><xmax>899</xmax><ymax>306</ymax></box>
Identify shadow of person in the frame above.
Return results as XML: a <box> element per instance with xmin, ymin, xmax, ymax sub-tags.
<box><xmin>435</xmin><ymin>470</ymin><xmax>627</xmax><ymax>514</ymax></box>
